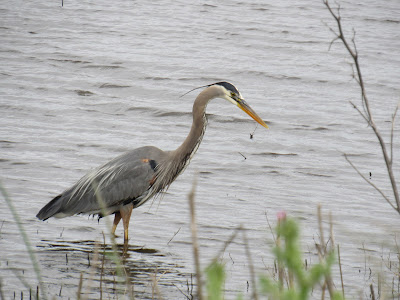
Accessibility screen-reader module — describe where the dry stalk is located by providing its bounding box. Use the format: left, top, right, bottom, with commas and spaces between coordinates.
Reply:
0, 279, 4, 300
321, 281, 326, 300
82, 242, 101, 300
100, 232, 106, 300
188, 175, 203, 300
167, 227, 181, 245
265, 211, 277, 243
77, 272, 83, 300
316, 205, 336, 298
276, 218, 284, 290
337, 244, 345, 298
370, 284, 376, 300
151, 268, 161, 300
329, 212, 335, 250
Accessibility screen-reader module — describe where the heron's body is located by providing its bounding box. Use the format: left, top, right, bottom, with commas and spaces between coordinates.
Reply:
37, 146, 167, 218
37, 82, 268, 244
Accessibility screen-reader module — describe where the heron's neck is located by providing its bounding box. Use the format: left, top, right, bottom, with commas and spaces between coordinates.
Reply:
173, 88, 216, 162
152, 87, 221, 191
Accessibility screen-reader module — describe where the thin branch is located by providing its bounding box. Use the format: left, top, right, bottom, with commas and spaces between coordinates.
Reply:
351, 28, 359, 64
328, 36, 340, 51
337, 244, 345, 298
349, 101, 370, 124
324, 0, 370, 120
324, 0, 400, 212
344, 154, 396, 210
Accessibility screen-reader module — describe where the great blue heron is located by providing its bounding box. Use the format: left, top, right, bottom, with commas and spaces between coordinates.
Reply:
36, 82, 268, 244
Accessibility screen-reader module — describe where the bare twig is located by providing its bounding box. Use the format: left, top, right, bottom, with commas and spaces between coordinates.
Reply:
188, 176, 203, 300
211, 225, 242, 263
323, 0, 400, 213
391, 102, 399, 165
265, 211, 276, 243
167, 227, 181, 245
349, 101, 369, 123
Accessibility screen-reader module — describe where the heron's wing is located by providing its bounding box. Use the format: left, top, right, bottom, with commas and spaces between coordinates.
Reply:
36, 146, 167, 220
66, 158, 155, 213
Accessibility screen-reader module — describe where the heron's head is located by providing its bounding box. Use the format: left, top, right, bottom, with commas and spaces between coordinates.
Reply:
213, 81, 269, 129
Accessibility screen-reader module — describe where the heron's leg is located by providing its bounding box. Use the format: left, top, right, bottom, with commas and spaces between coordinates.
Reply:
112, 212, 122, 236
120, 204, 133, 244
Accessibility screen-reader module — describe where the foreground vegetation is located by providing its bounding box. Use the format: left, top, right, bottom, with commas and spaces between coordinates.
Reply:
1, 179, 347, 300
201, 210, 345, 300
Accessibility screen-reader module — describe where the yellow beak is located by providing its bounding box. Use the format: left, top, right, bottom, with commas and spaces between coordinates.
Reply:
238, 100, 269, 129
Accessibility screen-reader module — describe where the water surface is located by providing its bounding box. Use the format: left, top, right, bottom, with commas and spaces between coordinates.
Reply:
1, 0, 400, 298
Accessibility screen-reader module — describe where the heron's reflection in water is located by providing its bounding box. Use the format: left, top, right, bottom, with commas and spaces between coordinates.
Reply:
37, 240, 190, 299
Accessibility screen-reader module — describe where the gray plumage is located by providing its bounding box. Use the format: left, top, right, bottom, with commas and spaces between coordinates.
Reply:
37, 146, 167, 220
36, 82, 268, 243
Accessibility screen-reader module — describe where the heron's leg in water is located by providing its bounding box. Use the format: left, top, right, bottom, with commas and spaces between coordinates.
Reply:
112, 212, 122, 236
120, 204, 133, 243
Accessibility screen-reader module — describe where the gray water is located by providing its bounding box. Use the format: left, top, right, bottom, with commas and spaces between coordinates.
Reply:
1, 0, 400, 299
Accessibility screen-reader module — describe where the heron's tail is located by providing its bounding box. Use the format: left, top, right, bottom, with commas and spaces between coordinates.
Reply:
36, 195, 63, 220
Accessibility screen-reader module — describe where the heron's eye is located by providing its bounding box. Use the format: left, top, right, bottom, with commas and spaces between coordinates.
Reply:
230, 92, 235, 98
